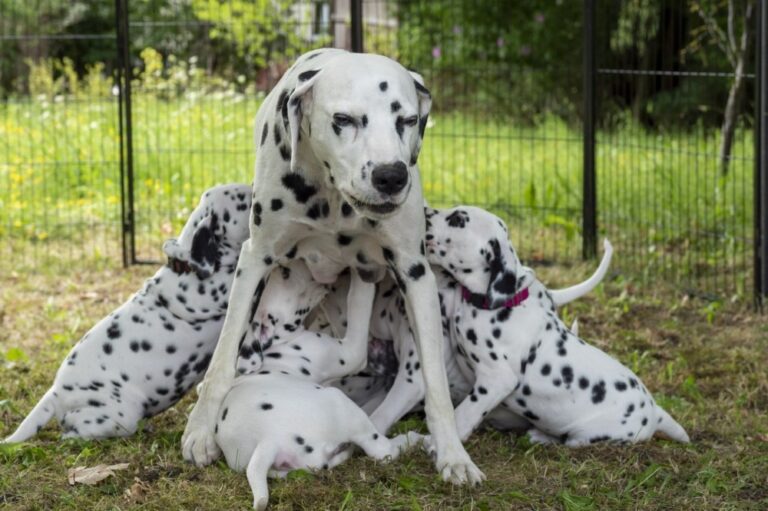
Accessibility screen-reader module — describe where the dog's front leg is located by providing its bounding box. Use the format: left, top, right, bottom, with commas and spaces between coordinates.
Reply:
394, 257, 485, 485
182, 237, 275, 466
453, 373, 519, 442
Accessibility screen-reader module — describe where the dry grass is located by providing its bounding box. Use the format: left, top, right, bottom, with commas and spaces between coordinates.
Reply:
1, 261, 767, 510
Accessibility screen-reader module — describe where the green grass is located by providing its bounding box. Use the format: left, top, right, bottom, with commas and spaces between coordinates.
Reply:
0, 263, 766, 510
0, 93, 756, 298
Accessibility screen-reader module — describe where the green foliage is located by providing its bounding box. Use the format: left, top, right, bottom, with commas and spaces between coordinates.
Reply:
191, 0, 304, 68
396, 1, 583, 122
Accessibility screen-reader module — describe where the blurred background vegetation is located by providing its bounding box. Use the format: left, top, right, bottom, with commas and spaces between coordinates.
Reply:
0, 0, 759, 300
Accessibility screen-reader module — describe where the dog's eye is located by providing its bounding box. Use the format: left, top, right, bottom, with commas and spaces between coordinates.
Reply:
404, 115, 418, 127
333, 114, 356, 127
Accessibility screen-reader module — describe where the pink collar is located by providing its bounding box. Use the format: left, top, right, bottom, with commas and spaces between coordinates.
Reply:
461, 285, 530, 310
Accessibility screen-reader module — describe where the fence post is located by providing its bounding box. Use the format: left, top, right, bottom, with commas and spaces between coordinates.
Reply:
115, 0, 136, 266
350, 0, 363, 53
582, 0, 597, 259
756, 0, 767, 308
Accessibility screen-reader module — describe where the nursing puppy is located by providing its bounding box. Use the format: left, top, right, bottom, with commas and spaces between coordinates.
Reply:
3, 184, 252, 441
425, 206, 690, 445
215, 261, 417, 510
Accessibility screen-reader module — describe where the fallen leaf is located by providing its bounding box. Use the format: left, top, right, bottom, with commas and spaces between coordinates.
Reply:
124, 477, 150, 501
68, 463, 130, 486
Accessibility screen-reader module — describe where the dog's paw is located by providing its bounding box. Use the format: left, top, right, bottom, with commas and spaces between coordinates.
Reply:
253, 495, 269, 511
435, 443, 485, 486
181, 423, 221, 467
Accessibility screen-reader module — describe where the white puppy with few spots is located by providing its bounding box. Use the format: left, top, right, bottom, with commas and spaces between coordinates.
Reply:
3, 184, 252, 442
215, 261, 418, 510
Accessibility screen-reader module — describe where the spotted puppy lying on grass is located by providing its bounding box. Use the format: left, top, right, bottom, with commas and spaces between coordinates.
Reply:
215, 261, 418, 511
425, 206, 690, 445
3, 184, 252, 441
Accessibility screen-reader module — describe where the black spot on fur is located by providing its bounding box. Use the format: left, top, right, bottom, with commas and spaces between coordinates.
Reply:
261, 403, 273, 410
591, 380, 607, 404
391, 101, 401, 112
107, 323, 121, 339
298, 69, 319, 82
271, 198, 283, 211
260, 123, 268, 145
337, 234, 353, 246
379, 81, 388, 91
281, 174, 317, 204
408, 263, 426, 280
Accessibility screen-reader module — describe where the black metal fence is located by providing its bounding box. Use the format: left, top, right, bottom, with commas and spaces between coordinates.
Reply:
0, 0, 765, 305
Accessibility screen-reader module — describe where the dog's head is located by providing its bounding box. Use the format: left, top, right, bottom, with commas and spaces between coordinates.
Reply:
287, 53, 432, 219
162, 184, 252, 278
425, 206, 534, 308
252, 259, 330, 349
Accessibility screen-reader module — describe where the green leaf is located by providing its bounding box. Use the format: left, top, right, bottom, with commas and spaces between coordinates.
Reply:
4, 347, 29, 363
559, 489, 595, 511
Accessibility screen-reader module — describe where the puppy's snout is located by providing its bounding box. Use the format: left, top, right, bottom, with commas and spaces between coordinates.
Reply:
371, 161, 408, 195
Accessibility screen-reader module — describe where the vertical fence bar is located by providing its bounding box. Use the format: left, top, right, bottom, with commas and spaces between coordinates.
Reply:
582, 0, 597, 259
756, 0, 768, 307
115, 0, 136, 266
350, 0, 363, 53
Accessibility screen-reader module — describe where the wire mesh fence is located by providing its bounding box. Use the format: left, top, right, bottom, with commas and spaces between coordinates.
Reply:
0, 0, 764, 303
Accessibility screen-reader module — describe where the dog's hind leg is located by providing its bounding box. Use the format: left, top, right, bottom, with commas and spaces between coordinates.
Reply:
2, 388, 56, 443
60, 403, 142, 439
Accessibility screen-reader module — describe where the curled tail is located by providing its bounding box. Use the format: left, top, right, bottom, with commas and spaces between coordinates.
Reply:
655, 406, 690, 443
2, 388, 56, 443
551, 239, 613, 306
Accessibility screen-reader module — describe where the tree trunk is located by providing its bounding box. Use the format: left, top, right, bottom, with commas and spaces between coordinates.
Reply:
719, 57, 747, 175
719, 2, 754, 176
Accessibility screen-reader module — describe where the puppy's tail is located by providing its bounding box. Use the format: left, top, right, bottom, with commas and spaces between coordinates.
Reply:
654, 406, 690, 443
2, 388, 56, 443
550, 239, 613, 306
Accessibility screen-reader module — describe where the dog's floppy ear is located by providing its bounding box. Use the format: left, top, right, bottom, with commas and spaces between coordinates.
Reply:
408, 70, 432, 166
287, 69, 322, 172
485, 238, 534, 308
162, 202, 221, 278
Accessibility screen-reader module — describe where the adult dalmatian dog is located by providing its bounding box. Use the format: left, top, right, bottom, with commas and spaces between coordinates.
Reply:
217, 261, 419, 510
3, 184, 252, 442
182, 49, 482, 484
424, 206, 690, 445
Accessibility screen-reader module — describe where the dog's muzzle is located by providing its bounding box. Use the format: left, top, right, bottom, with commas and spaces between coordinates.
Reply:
371, 162, 408, 196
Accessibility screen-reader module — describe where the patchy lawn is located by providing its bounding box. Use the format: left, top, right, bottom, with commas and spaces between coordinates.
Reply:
0, 262, 766, 510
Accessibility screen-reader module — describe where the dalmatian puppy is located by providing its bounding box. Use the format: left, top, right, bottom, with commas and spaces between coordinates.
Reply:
183, 49, 481, 484
3, 184, 253, 442
341, 251, 612, 436
215, 261, 418, 510
425, 206, 690, 445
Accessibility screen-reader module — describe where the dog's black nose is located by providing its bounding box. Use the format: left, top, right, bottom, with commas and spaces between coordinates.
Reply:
371, 162, 408, 195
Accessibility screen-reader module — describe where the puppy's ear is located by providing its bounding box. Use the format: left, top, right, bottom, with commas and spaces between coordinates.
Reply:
163, 196, 221, 278
408, 70, 432, 166
287, 69, 322, 172
485, 238, 534, 308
